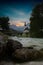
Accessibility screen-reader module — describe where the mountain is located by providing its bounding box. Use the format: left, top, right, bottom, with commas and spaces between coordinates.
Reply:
9, 23, 30, 33
9, 25, 24, 32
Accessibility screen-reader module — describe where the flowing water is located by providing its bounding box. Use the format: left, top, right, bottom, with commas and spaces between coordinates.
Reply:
1, 37, 43, 65
10, 37, 43, 50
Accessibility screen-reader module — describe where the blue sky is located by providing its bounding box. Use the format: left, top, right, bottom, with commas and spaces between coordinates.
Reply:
0, 0, 43, 26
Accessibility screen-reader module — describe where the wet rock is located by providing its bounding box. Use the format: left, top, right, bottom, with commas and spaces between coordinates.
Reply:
29, 45, 41, 50
27, 47, 33, 49
0, 42, 6, 60
7, 39, 22, 49
39, 49, 43, 59
22, 47, 33, 49
12, 47, 39, 61
32, 51, 40, 60
40, 48, 43, 51
12, 48, 29, 61
6, 39, 23, 57
0, 34, 8, 59
0, 61, 16, 65
12, 46, 43, 62
32, 49, 43, 60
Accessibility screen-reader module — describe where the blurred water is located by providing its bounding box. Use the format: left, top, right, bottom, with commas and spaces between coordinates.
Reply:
9, 37, 43, 50
0, 60, 43, 65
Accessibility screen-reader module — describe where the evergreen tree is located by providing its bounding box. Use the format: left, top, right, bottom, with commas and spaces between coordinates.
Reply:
30, 3, 43, 38
0, 17, 9, 30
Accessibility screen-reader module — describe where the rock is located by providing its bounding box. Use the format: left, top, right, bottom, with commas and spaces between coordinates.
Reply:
29, 45, 41, 50
0, 42, 6, 60
21, 47, 33, 49
32, 51, 40, 60
30, 45, 38, 47
12, 47, 39, 61
33, 49, 43, 60
0, 61, 16, 65
0, 34, 8, 59
27, 47, 33, 49
7, 39, 22, 49
12, 48, 29, 61
39, 49, 43, 59
40, 48, 43, 56
40, 48, 43, 51
12, 46, 43, 61
6, 39, 23, 57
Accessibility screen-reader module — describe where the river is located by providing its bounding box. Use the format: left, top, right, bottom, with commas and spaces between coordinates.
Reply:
9, 37, 43, 50
1, 37, 43, 65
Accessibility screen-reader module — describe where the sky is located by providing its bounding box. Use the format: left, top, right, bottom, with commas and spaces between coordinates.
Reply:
0, 0, 43, 26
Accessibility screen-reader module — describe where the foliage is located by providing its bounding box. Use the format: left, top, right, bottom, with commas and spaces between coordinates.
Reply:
30, 3, 43, 38
0, 17, 9, 30
0, 32, 8, 43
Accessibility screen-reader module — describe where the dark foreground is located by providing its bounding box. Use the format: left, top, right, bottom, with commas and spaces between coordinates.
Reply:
0, 35, 43, 65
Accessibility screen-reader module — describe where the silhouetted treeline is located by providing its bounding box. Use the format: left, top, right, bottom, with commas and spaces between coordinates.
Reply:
0, 17, 9, 30
30, 3, 43, 38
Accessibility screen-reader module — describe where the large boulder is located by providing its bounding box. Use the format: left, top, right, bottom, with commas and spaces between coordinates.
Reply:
7, 39, 23, 50
12, 47, 43, 61
6, 39, 23, 57
12, 47, 40, 62
0, 42, 7, 60
40, 48, 43, 51
0, 34, 8, 59
39, 48, 43, 59
12, 48, 29, 61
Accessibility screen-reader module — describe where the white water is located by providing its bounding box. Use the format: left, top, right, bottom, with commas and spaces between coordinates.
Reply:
9, 37, 43, 50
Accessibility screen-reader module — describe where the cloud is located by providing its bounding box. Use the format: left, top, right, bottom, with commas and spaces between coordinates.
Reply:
9, 20, 25, 26
13, 9, 32, 17
18, 12, 25, 16
3, 8, 32, 25
9, 9, 32, 23
15, 21, 24, 26
9, 11, 32, 25
12, 9, 25, 16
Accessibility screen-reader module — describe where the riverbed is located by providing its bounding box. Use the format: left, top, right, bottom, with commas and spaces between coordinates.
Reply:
2, 37, 43, 65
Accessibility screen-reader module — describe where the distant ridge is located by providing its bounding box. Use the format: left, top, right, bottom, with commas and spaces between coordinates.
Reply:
9, 23, 30, 32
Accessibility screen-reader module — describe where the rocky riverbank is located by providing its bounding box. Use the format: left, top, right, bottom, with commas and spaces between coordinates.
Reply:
0, 33, 43, 63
